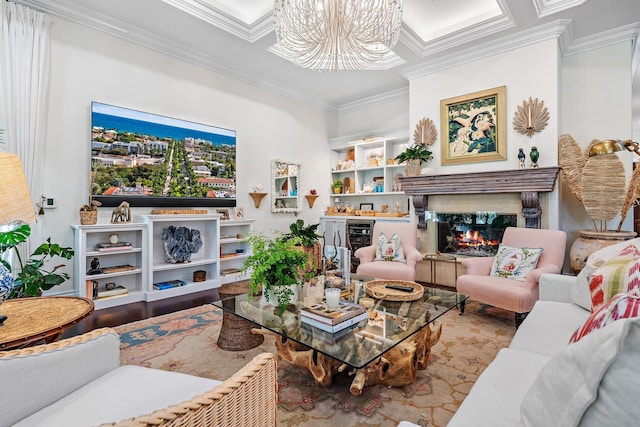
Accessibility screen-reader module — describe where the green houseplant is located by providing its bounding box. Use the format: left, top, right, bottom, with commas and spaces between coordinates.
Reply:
0, 224, 74, 298
395, 143, 434, 176
242, 232, 312, 316
332, 179, 343, 194
283, 219, 322, 274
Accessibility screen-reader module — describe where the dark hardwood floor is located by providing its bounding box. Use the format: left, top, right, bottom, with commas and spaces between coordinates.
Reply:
62, 289, 221, 339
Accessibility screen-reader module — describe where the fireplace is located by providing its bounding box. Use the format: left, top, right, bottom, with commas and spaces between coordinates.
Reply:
435, 212, 517, 257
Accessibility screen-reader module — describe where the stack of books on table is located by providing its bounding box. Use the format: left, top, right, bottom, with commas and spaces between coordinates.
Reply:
153, 279, 187, 290
300, 300, 367, 333
96, 242, 133, 252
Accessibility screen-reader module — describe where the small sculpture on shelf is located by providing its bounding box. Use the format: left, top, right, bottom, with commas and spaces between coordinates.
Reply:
110, 201, 131, 223
161, 226, 203, 263
518, 148, 526, 169
87, 257, 103, 275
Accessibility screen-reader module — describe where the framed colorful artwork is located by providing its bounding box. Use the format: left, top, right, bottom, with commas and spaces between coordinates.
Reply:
440, 86, 506, 165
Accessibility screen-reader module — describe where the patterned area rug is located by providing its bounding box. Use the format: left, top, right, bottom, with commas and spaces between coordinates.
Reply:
114, 300, 515, 427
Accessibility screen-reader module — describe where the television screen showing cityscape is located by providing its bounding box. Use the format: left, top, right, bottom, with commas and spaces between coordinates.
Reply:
90, 101, 236, 208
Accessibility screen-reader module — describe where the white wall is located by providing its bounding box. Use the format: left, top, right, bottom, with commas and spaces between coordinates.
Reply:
560, 41, 634, 245
37, 17, 335, 295
408, 39, 561, 230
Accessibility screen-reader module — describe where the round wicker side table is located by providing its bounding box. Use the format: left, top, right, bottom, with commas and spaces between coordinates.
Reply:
216, 281, 264, 351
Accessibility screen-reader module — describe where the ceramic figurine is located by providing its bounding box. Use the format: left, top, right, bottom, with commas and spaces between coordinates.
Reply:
161, 226, 203, 263
87, 257, 103, 275
529, 146, 540, 168
518, 148, 526, 169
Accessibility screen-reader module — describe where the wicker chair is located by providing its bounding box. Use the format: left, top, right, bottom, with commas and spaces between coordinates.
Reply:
0, 328, 278, 427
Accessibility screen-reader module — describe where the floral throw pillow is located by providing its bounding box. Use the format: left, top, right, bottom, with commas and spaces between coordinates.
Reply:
569, 292, 640, 343
588, 244, 640, 312
374, 232, 405, 263
489, 244, 543, 281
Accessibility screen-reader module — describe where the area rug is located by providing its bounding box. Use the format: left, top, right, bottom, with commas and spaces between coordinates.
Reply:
114, 301, 515, 427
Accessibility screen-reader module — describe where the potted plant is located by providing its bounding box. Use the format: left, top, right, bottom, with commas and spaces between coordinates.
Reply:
395, 143, 433, 176
0, 224, 74, 298
242, 232, 312, 316
79, 154, 102, 224
283, 219, 322, 274
332, 179, 343, 194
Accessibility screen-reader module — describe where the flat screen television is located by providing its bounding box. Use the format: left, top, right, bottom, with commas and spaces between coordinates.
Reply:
90, 101, 236, 208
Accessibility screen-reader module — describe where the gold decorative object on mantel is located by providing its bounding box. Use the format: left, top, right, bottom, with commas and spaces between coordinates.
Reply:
305, 194, 319, 208
513, 97, 549, 137
413, 117, 437, 146
249, 192, 267, 208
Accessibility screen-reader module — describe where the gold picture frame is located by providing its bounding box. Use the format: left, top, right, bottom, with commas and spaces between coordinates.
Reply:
440, 86, 506, 165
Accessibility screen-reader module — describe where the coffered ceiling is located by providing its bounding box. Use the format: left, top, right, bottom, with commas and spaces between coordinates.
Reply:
10, 0, 640, 116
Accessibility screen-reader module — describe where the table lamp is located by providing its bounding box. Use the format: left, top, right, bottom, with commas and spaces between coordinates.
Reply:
588, 139, 640, 157
0, 152, 36, 325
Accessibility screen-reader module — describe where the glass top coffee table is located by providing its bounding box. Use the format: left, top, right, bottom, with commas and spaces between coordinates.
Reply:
213, 277, 466, 395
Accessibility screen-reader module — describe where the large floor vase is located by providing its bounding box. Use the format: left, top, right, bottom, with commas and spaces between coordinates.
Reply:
569, 230, 636, 274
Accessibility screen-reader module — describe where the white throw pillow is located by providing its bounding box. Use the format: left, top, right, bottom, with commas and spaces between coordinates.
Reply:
571, 237, 640, 311
518, 316, 640, 427
490, 244, 543, 282
374, 232, 405, 263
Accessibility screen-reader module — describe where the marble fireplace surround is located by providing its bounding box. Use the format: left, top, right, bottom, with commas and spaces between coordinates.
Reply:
399, 167, 560, 233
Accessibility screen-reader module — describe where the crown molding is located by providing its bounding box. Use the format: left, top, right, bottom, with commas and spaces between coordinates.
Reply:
402, 19, 572, 80
532, 0, 587, 19
401, 0, 516, 58
564, 22, 640, 56
338, 87, 409, 115
161, 0, 273, 43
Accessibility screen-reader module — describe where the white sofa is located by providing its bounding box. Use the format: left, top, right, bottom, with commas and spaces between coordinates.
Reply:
399, 259, 640, 426
0, 328, 278, 427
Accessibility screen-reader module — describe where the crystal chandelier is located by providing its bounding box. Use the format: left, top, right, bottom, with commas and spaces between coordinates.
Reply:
274, 0, 403, 71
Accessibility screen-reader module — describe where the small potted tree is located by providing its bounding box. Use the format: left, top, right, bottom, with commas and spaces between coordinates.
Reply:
242, 232, 312, 316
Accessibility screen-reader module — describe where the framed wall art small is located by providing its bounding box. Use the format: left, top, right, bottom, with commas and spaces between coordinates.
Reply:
440, 86, 506, 165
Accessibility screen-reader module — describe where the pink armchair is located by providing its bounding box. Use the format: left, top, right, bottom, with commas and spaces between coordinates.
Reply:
457, 226, 566, 327
354, 222, 423, 281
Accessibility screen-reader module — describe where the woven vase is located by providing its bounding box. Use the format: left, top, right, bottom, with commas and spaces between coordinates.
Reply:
79, 209, 97, 225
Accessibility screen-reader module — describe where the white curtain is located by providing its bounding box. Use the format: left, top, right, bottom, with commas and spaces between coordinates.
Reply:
0, 1, 50, 260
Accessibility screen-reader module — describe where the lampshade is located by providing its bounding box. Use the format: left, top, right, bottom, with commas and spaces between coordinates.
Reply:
274, 0, 403, 71
588, 139, 640, 157
0, 152, 36, 225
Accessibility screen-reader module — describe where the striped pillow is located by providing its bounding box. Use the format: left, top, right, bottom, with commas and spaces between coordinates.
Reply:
570, 293, 640, 343
588, 244, 640, 312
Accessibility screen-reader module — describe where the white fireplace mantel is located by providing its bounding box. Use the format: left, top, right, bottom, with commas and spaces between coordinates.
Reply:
399, 167, 560, 229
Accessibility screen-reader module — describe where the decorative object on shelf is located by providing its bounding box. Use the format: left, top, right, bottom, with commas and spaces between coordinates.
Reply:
332, 179, 343, 194
413, 117, 438, 146
513, 97, 549, 137
87, 257, 103, 275
529, 146, 540, 168
559, 135, 640, 272
249, 192, 267, 208
274, 0, 402, 71
110, 201, 131, 223
234, 207, 244, 220
105, 282, 117, 290
161, 226, 203, 263
242, 232, 314, 316
0, 265, 15, 325
79, 148, 101, 225
305, 194, 319, 208
150, 209, 208, 215
108, 233, 119, 244
440, 86, 507, 165
216, 208, 230, 220
193, 270, 206, 282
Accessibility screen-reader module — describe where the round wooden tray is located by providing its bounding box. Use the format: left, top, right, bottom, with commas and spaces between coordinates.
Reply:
365, 280, 424, 301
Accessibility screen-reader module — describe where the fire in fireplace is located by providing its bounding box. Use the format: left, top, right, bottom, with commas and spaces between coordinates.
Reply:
435, 212, 517, 257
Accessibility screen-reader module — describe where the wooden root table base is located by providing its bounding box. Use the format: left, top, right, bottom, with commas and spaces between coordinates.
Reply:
217, 281, 264, 351
253, 321, 442, 396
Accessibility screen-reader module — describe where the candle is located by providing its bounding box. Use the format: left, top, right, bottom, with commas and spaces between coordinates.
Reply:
325, 288, 341, 309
